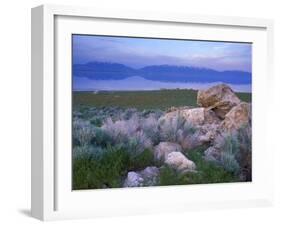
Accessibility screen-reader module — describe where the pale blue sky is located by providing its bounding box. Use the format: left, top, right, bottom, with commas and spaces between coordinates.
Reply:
73, 34, 252, 72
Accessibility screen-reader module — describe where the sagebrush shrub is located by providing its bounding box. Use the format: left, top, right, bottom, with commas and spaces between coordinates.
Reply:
141, 109, 163, 119
158, 112, 197, 147
217, 133, 240, 174
220, 151, 240, 174
121, 108, 138, 120
73, 145, 102, 159
235, 125, 252, 180
90, 116, 103, 127
141, 115, 160, 145
158, 112, 185, 142
236, 125, 251, 154
102, 116, 152, 153
211, 124, 252, 177
127, 131, 152, 154
91, 127, 112, 147
102, 117, 138, 141
73, 118, 95, 146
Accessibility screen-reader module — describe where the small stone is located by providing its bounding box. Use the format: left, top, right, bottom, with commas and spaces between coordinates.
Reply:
123, 167, 160, 187
165, 151, 196, 172
154, 142, 182, 162
123, 172, 144, 187
139, 166, 160, 186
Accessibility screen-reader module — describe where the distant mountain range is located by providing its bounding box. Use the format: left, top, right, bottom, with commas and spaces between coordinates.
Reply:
73, 61, 252, 84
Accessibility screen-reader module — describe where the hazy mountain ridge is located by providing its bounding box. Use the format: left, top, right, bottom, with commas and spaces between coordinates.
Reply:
73, 61, 252, 84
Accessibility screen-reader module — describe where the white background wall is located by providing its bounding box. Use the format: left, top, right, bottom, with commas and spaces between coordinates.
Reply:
0, 0, 280, 225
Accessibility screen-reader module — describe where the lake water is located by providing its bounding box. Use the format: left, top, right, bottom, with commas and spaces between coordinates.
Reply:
73, 76, 251, 93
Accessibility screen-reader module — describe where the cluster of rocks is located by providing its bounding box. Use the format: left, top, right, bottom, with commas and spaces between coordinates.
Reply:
154, 142, 196, 173
197, 84, 251, 163
123, 84, 251, 187
123, 166, 160, 187
123, 142, 196, 188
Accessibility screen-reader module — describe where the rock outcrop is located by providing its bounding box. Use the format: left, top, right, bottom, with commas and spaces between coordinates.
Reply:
177, 130, 201, 150
123, 83, 251, 187
220, 102, 251, 132
159, 107, 220, 126
197, 84, 241, 119
182, 107, 220, 125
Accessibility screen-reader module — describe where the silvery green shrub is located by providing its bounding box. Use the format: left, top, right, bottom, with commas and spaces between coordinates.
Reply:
89, 116, 103, 127
124, 131, 152, 156
101, 115, 152, 153
102, 117, 139, 143
236, 125, 251, 154
121, 108, 138, 120
92, 127, 112, 147
158, 112, 196, 144
158, 112, 185, 142
141, 109, 163, 119
141, 115, 160, 145
220, 151, 240, 174
73, 118, 95, 146
73, 144, 105, 160
235, 125, 252, 180
217, 133, 240, 174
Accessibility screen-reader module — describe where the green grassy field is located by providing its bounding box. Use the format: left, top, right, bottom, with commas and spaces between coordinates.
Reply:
73, 89, 251, 110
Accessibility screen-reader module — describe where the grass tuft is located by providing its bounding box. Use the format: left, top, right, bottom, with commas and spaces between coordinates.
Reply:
73, 146, 155, 189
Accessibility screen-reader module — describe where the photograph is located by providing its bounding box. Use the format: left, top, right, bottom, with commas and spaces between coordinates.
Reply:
72, 34, 252, 190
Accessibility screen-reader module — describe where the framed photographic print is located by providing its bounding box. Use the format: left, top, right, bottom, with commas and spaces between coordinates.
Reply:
31, 4, 274, 221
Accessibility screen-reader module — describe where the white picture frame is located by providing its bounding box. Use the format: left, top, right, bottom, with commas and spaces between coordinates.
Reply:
31, 4, 274, 221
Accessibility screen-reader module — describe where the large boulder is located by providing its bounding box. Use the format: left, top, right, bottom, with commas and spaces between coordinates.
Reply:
166, 106, 191, 113
177, 123, 220, 150
197, 124, 220, 143
123, 167, 160, 187
177, 130, 201, 150
165, 151, 196, 173
220, 102, 251, 132
154, 142, 182, 162
159, 107, 220, 126
181, 107, 220, 125
197, 84, 241, 119
198, 131, 216, 143
158, 108, 220, 151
